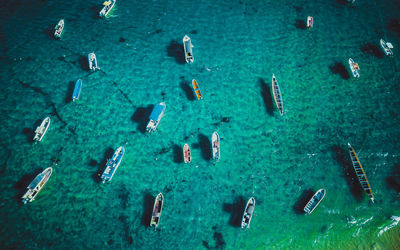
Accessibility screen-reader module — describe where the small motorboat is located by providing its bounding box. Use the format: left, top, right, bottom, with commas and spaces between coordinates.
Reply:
303, 189, 326, 214
241, 197, 255, 229
348, 58, 360, 78
307, 16, 313, 29
183, 35, 194, 63
212, 132, 220, 161
72, 79, 82, 102
272, 74, 284, 116
101, 146, 125, 183
183, 144, 191, 163
146, 102, 166, 133
150, 193, 164, 230
54, 19, 64, 39
380, 39, 394, 56
88, 52, 100, 71
99, 0, 116, 17
192, 79, 203, 100
22, 167, 53, 204
33, 117, 51, 142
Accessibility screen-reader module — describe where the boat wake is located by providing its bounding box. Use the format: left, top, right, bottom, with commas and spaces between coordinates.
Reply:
377, 216, 400, 237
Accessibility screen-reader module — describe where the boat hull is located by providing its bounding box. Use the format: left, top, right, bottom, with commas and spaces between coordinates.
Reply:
54, 19, 64, 39
307, 16, 313, 29
380, 39, 393, 56
99, 0, 116, 17
146, 102, 166, 133
272, 74, 284, 116
304, 189, 326, 214
88, 52, 100, 71
241, 197, 255, 229
72, 79, 82, 101
22, 167, 53, 204
33, 117, 51, 142
348, 58, 360, 78
101, 146, 125, 183
212, 132, 220, 161
183, 144, 191, 163
183, 35, 194, 63
150, 193, 164, 229
192, 79, 203, 100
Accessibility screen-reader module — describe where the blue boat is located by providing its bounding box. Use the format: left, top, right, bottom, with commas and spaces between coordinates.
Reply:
72, 79, 82, 101
101, 146, 125, 183
146, 102, 166, 133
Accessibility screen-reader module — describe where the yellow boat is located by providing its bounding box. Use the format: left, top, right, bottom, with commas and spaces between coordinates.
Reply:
192, 79, 203, 100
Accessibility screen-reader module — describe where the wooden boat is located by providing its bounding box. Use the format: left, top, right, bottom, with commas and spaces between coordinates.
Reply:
347, 143, 374, 203
380, 39, 394, 56
348, 58, 360, 78
183, 143, 191, 163
88, 52, 100, 71
303, 189, 326, 214
271, 74, 284, 116
72, 79, 82, 102
241, 197, 255, 229
212, 132, 220, 161
183, 35, 194, 63
307, 16, 313, 29
192, 79, 203, 100
33, 117, 51, 142
54, 19, 64, 39
150, 193, 164, 230
22, 167, 53, 204
99, 0, 116, 17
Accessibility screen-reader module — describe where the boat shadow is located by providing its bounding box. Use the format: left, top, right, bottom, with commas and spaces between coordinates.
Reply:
329, 62, 350, 80
222, 197, 245, 227
295, 19, 306, 30
360, 43, 384, 58
335, 0, 351, 5
198, 134, 212, 161
131, 105, 154, 134
180, 78, 195, 101
92, 147, 115, 183
293, 189, 314, 214
64, 81, 76, 104
167, 39, 186, 65
141, 193, 155, 227
90, 6, 101, 19
78, 56, 89, 71
173, 144, 183, 163
22, 127, 34, 143
259, 78, 274, 115
13, 169, 42, 201
331, 145, 364, 202
386, 163, 400, 193
43, 26, 55, 40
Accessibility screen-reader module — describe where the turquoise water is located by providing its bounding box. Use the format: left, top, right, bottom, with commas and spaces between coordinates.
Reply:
1, 0, 400, 248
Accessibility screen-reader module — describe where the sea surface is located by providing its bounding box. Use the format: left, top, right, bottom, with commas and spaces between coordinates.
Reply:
1, 0, 400, 249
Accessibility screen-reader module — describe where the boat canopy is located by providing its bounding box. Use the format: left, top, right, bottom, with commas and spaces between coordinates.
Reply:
103, 1, 111, 5
28, 174, 43, 189
149, 105, 164, 121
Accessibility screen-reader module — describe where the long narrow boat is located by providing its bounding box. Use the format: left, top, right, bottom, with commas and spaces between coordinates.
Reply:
88, 52, 100, 71
150, 193, 164, 230
101, 146, 125, 183
146, 102, 166, 133
54, 19, 64, 39
99, 0, 116, 17
183, 35, 194, 63
307, 16, 313, 29
183, 143, 191, 163
33, 117, 51, 142
22, 167, 53, 204
380, 39, 394, 56
303, 189, 326, 214
212, 132, 220, 161
72, 79, 82, 102
192, 79, 203, 100
271, 74, 284, 116
347, 143, 374, 203
241, 197, 255, 229
348, 58, 360, 78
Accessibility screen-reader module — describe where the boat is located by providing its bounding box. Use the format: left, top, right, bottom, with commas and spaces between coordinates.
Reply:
22, 167, 53, 204
303, 189, 326, 214
150, 193, 164, 230
348, 58, 360, 78
192, 79, 203, 100
101, 146, 125, 183
347, 143, 375, 203
212, 132, 220, 161
307, 16, 313, 29
146, 102, 166, 133
99, 0, 116, 17
183, 35, 194, 63
54, 19, 64, 39
33, 117, 51, 142
183, 143, 191, 163
72, 79, 82, 102
88, 52, 100, 71
380, 39, 394, 56
348, 0, 355, 3
241, 197, 255, 229
271, 74, 284, 116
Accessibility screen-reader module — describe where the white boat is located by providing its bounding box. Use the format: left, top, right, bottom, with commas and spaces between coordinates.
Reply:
303, 189, 326, 214
150, 193, 164, 230
101, 146, 125, 183
88, 52, 100, 71
183, 35, 194, 63
99, 0, 116, 17
272, 74, 284, 116
241, 197, 255, 229
33, 117, 51, 142
146, 102, 166, 133
307, 16, 313, 29
380, 39, 394, 56
54, 19, 64, 39
212, 132, 220, 161
348, 58, 360, 78
183, 144, 191, 163
22, 167, 53, 204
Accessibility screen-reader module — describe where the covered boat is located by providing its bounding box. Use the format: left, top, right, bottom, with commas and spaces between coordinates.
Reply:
146, 102, 166, 133
348, 58, 360, 78
33, 117, 51, 142
101, 146, 125, 183
99, 0, 116, 17
303, 189, 326, 214
212, 132, 220, 161
88, 52, 100, 71
307, 16, 313, 29
150, 193, 164, 230
192, 79, 203, 100
241, 197, 255, 229
54, 19, 64, 39
183, 35, 194, 63
347, 143, 374, 203
22, 167, 53, 204
183, 143, 191, 163
72, 79, 82, 102
272, 74, 284, 116
380, 39, 394, 56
